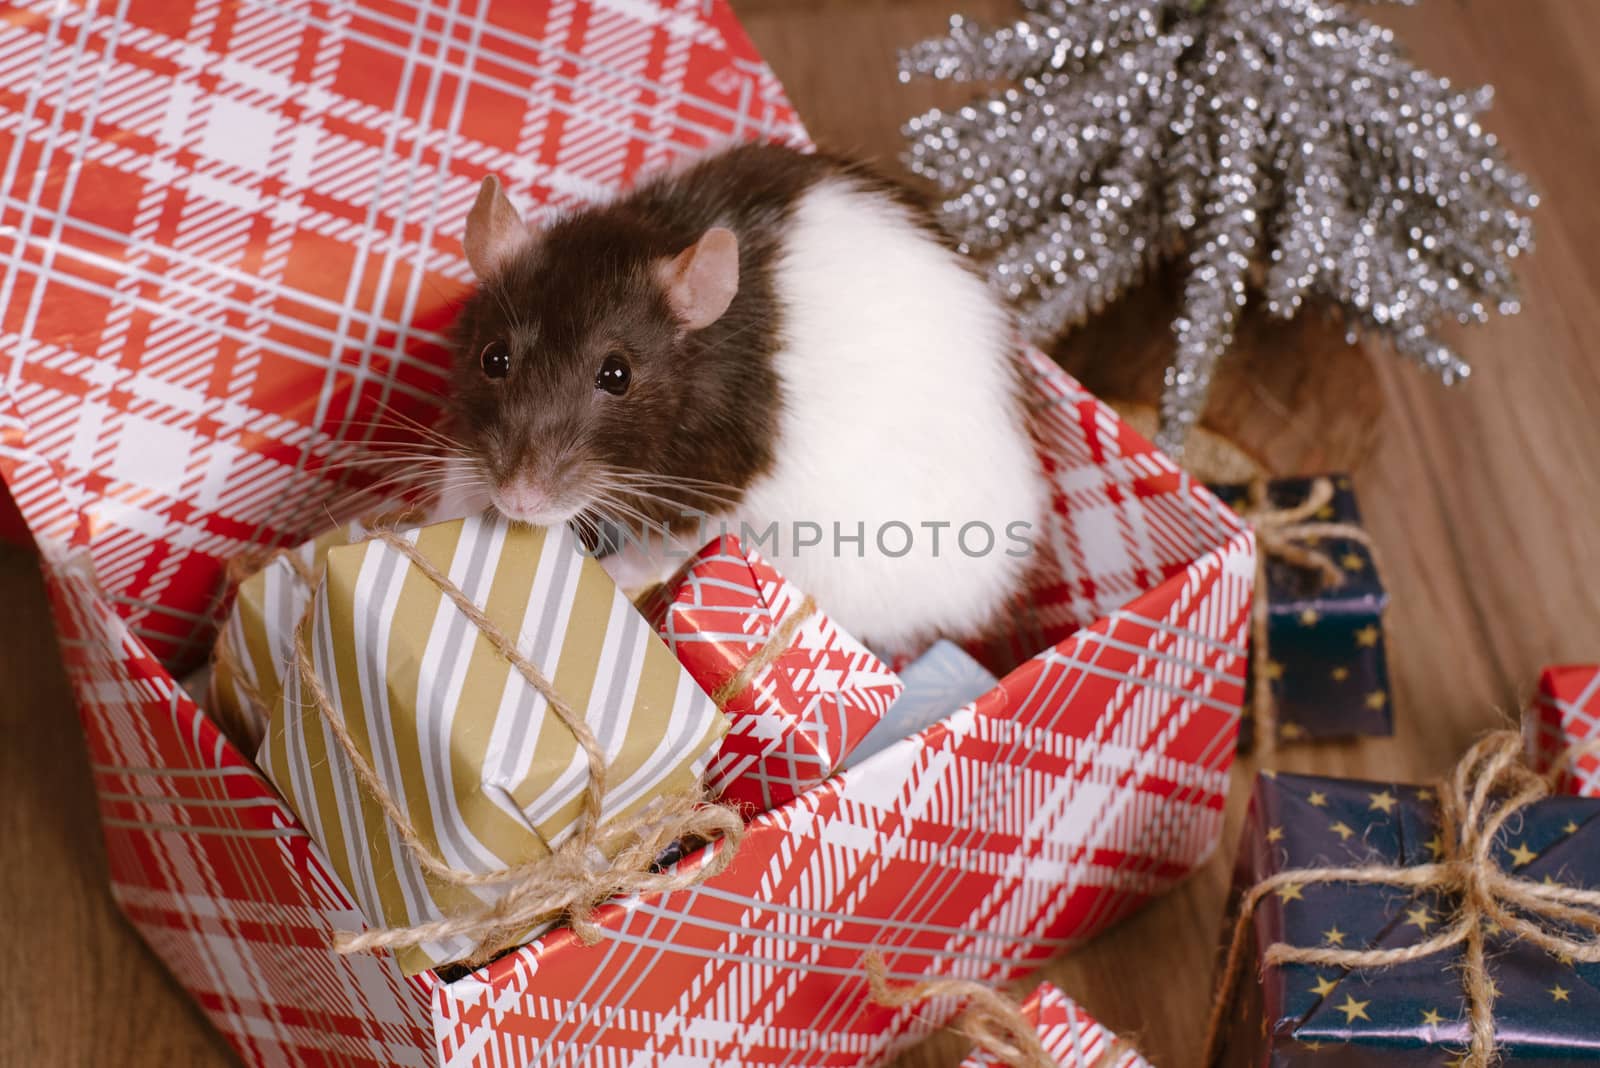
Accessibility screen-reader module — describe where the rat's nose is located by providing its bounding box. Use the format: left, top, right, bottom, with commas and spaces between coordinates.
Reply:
491, 480, 569, 526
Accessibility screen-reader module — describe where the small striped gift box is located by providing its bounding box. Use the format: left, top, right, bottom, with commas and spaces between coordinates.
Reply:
258, 512, 727, 975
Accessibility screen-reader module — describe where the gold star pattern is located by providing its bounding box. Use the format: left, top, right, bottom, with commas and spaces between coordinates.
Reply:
1300, 608, 1320, 626
1336, 477, 1352, 491
1365, 690, 1388, 710
1330, 666, 1350, 681
1308, 791, 1329, 808
1266, 825, 1286, 843
1484, 920, 1503, 937
1404, 906, 1435, 932
1330, 820, 1356, 841
1264, 659, 1285, 681
1416, 788, 1434, 802
1369, 790, 1398, 814
1559, 950, 1575, 966
1336, 995, 1370, 1023
1323, 925, 1347, 946
1565, 820, 1580, 835
1545, 875, 1561, 887
1302, 1041, 1323, 1052
1341, 552, 1366, 571
1508, 842, 1537, 867
1551, 984, 1571, 1003
1424, 834, 1445, 859
1280, 722, 1307, 741
1316, 505, 1336, 520
1420, 1008, 1445, 1028
1355, 625, 1380, 647
1275, 882, 1305, 903
1309, 975, 1339, 998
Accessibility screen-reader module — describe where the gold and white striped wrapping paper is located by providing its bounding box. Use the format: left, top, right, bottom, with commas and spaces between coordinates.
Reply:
210, 522, 368, 752
257, 512, 727, 976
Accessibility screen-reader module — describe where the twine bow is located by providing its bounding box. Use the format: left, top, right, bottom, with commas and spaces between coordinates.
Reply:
1203, 729, 1600, 1067
1236, 476, 1377, 754
292, 529, 745, 967
864, 953, 1139, 1068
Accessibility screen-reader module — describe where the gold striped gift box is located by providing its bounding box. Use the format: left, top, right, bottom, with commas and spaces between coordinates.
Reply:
258, 512, 727, 975
209, 521, 369, 752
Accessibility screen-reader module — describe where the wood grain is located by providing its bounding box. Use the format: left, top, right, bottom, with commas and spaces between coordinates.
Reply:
5, 1, 1599, 1064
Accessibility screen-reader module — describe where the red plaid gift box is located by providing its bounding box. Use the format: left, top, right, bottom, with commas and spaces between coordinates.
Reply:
957, 983, 1149, 1068
0, 1, 1254, 1065
1524, 664, 1600, 795
657, 534, 903, 811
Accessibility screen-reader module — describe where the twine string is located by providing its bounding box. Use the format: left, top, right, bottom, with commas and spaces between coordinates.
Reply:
710, 595, 817, 709
865, 952, 1061, 1068
1236, 477, 1378, 753
371, 529, 612, 831
1202, 729, 1600, 1067
863, 951, 1142, 1066
287, 528, 746, 965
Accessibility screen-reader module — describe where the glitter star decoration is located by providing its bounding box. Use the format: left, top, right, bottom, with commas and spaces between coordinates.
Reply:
900, 0, 1536, 456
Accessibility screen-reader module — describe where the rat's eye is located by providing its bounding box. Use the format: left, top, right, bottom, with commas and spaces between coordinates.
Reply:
596, 352, 631, 396
479, 339, 510, 379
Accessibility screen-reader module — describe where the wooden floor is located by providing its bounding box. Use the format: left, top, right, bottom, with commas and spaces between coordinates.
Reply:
5, 1, 1600, 1065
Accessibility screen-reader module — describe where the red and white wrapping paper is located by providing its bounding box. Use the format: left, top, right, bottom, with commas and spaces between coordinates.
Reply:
1524, 664, 1600, 796
958, 983, 1150, 1068
0, 1, 1254, 1065
656, 534, 903, 811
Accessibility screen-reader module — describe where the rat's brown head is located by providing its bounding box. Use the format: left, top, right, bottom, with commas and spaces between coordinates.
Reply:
447, 175, 750, 532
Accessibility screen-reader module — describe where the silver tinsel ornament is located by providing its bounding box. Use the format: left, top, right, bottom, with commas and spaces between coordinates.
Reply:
901, 0, 1536, 456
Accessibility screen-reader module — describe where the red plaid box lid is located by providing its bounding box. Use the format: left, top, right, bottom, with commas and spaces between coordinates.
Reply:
658, 534, 904, 812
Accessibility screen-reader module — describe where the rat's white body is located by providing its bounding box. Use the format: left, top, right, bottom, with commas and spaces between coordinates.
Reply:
599, 175, 1048, 658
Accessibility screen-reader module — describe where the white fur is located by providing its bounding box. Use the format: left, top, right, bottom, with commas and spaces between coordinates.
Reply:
607, 177, 1048, 658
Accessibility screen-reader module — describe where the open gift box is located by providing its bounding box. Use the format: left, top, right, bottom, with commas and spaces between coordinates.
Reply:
0, 2, 1255, 1065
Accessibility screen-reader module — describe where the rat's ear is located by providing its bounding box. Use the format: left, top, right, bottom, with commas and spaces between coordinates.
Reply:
463, 175, 526, 278
657, 227, 739, 331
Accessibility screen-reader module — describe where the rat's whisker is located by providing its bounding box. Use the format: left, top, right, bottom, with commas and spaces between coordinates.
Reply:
329, 428, 470, 462
366, 398, 467, 448
585, 494, 658, 533
595, 476, 742, 513
601, 483, 737, 515
603, 468, 743, 497
327, 454, 471, 470
587, 493, 654, 526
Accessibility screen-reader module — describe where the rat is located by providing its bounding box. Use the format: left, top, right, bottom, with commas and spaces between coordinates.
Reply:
435, 142, 1048, 660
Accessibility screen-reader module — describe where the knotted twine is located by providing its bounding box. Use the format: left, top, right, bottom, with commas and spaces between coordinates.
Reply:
1236, 476, 1378, 754
1201, 729, 1600, 1067
865, 953, 1140, 1068
290, 528, 758, 967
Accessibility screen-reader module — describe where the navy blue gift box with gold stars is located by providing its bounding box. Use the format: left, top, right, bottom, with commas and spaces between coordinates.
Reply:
1210, 476, 1391, 745
1217, 770, 1600, 1065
